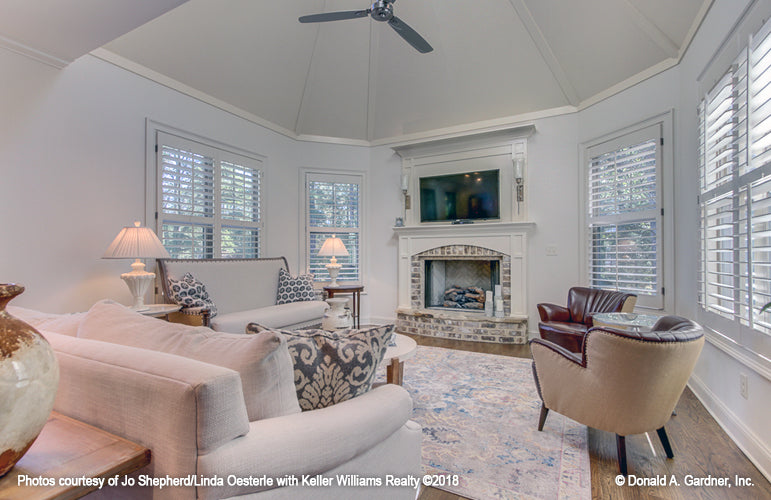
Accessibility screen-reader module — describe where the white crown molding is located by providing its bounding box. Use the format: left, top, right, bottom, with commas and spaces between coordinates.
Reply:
0, 34, 69, 69
373, 107, 573, 147
91, 48, 300, 138
92, 30, 702, 149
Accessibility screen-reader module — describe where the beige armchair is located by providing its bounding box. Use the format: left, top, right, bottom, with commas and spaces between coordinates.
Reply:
530, 316, 704, 475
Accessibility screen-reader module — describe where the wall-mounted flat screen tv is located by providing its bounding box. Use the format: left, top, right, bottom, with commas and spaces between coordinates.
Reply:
419, 169, 500, 222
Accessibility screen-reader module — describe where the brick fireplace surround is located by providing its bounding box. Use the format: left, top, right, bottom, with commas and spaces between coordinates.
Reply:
394, 223, 532, 344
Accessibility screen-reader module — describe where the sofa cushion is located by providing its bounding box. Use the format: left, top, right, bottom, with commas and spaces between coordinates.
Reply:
77, 300, 300, 421
211, 300, 329, 334
246, 323, 394, 411
7, 306, 85, 336
276, 268, 316, 304
167, 272, 218, 317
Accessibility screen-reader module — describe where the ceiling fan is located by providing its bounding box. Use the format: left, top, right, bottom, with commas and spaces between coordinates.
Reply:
299, 0, 433, 54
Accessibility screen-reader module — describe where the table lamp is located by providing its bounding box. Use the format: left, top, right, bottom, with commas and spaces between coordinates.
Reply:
317, 235, 349, 287
103, 221, 170, 311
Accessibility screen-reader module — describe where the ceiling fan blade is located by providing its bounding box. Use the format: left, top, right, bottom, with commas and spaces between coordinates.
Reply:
299, 10, 369, 23
388, 16, 433, 53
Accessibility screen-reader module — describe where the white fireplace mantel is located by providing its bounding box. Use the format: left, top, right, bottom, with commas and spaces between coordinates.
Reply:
393, 221, 535, 237
394, 222, 532, 317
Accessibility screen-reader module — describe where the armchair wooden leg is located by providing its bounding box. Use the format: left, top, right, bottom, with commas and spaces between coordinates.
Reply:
616, 435, 628, 476
657, 427, 674, 459
537, 404, 549, 431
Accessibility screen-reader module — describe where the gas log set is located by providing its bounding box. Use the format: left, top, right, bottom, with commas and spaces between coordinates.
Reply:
442, 286, 486, 309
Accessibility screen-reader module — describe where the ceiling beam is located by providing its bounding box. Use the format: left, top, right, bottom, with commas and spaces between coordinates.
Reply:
294, 0, 326, 135
366, 21, 380, 142
507, 0, 580, 106
620, 0, 679, 58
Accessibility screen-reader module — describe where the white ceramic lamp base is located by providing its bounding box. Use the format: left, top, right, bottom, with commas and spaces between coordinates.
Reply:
121, 260, 154, 312
326, 262, 342, 287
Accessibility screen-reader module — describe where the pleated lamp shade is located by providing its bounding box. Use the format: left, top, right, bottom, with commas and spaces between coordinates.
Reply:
103, 221, 170, 260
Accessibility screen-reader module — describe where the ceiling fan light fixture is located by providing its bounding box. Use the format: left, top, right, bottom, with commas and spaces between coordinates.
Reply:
370, 1, 394, 22
299, 0, 433, 54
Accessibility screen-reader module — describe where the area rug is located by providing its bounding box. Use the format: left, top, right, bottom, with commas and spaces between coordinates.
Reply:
397, 346, 591, 500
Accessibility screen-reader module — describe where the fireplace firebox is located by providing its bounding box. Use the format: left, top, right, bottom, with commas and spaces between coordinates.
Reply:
424, 259, 500, 311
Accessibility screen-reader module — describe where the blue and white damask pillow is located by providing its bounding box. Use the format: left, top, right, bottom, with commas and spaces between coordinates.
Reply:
245, 322, 394, 410
167, 272, 218, 317
276, 268, 316, 304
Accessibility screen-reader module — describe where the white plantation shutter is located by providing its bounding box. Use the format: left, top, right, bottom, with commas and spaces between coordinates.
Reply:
586, 125, 663, 309
698, 17, 771, 358
306, 173, 362, 283
157, 132, 263, 259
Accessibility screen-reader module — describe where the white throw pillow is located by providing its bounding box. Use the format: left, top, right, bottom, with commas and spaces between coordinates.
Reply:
77, 300, 300, 421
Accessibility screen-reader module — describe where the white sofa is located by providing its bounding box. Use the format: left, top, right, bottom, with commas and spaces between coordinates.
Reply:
10, 304, 423, 500
157, 257, 328, 333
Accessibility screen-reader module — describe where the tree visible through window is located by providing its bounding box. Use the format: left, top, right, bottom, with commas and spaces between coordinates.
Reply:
586, 125, 663, 309
157, 132, 263, 259
306, 172, 362, 283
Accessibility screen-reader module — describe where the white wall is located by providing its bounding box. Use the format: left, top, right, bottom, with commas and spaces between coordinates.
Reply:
0, 49, 367, 313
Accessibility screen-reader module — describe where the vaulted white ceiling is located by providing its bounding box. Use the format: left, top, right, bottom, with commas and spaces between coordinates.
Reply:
2, 0, 711, 144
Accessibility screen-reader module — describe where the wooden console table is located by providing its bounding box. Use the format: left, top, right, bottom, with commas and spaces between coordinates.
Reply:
0, 412, 150, 500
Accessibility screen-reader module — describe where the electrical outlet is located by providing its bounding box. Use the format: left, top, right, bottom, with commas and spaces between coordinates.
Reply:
739, 373, 749, 399
546, 244, 558, 256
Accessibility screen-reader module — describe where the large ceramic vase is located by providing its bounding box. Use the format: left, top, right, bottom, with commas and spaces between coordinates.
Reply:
0, 284, 59, 477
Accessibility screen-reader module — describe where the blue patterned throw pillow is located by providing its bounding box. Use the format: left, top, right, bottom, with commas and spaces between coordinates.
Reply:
167, 272, 218, 317
245, 323, 395, 410
276, 268, 316, 304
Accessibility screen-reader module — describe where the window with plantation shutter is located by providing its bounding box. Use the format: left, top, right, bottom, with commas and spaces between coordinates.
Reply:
697, 17, 771, 359
305, 172, 363, 284
585, 124, 663, 309
156, 131, 263, 259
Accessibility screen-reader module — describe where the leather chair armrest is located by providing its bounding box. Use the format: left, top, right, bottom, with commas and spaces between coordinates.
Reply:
529, 338, 583, 366
537, 303, 571, 322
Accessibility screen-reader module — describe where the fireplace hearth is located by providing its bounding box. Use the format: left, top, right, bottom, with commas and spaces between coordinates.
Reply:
394, 236, 529, 344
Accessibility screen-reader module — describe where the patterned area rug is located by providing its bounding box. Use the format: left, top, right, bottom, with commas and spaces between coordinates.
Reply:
398, 346, 591, 500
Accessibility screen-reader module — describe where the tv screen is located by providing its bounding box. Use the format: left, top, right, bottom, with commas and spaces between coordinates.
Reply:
419, 169, 500, 222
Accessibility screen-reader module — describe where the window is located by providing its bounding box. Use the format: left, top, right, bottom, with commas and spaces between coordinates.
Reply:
156, 131, 263, 259
698, 18, 771, 358
585, 124, 663, 309
305, 172, 362, 284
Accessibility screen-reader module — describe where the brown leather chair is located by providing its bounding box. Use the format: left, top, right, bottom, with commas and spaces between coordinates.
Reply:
530, 316, 705, 475
537, 287, 637, 352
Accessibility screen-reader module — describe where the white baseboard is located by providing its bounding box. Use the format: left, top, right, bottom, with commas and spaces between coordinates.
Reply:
366, 316, 396, 326
688, 374, 771, 482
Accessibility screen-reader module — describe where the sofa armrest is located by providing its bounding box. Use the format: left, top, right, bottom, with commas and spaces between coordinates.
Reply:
197, 384, 415, 499
537, 303, 571, 322
46, 331, 250, 481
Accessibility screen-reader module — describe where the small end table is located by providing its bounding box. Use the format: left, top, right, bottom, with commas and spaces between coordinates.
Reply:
382, 333, 417, 385
593, 312, 659, 332
139, 303, 181, 320
0, 412, 150, 499
323, 285, 364, 328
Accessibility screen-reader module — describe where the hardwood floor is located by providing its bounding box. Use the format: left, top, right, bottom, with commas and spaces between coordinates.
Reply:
402, 334, 771, 500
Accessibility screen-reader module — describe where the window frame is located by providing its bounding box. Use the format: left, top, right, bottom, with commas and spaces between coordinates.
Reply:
145, 121, 267, 261
300, 168, 366, 287
696, 16, 771, 361
579, 112, 674, 312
